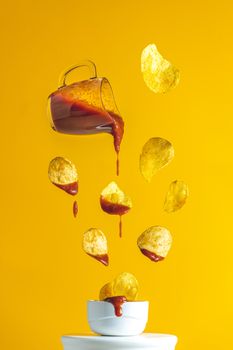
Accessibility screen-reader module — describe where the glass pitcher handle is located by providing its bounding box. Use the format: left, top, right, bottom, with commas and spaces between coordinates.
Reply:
58, 60, 97, 88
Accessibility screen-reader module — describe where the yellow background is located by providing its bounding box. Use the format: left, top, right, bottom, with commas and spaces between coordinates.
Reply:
1, 1, 233, 349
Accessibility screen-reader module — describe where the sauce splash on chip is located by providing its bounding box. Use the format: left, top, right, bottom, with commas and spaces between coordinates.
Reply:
140, 248, 164, 262
54, 182, 78, 196
88, 253, 109, 266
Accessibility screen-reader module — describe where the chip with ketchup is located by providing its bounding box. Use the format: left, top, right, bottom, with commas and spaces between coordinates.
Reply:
83, 228, 109, 266
137, 226, 172, 262
48, 156, 78, 195
100, 182, 132, 237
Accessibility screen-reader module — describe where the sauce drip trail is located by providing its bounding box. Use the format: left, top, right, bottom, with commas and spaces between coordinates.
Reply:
119, 215, 122, 238
116, 152, 119, 176
104, 296, 127, 317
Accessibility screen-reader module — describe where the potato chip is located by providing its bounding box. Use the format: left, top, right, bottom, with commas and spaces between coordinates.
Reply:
164, 180, 189, 213
141, 43, 180, 93
99, 282, 114, 300
137, 226, 172, 262
48, 156, 78, 184
99, 272, 139, 303
112, 272, 139, 301
83, 228, 109, 266
140, 137, 174, 182
100, 182, 132, 237
48, 156, 78, 195
100, 182, 132, 214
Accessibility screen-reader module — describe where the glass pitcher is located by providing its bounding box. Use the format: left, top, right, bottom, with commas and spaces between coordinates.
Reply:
48, 60, 124, 159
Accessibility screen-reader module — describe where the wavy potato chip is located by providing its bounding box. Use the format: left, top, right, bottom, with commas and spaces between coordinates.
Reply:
99, 282, 114, 300
112, 272, 139, 301
164, 180, 189, 213
100, 182, 132, 214
141, 43, 180, 93
99, 272, 138, 301
140, 137, 174, 182
48, 157, 78, 195
83, 228, 109, 266
137, 226, 172, 262
48, 156, 78, 184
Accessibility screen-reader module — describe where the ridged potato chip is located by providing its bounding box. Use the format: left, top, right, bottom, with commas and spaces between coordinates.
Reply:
112, 272, 139, 301
137, 226, 172, 262
48, 156, 78, 184
141, 43, 180, 93
100, 182, 132, 214
48, 156, 78, 195
99, 282, 114, 300
164, 180, 189, 213
140, 137, 174, 182
83, 228, 109, 266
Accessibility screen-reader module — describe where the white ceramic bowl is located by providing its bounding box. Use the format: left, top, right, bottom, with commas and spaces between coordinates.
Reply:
87, 300, 149, 336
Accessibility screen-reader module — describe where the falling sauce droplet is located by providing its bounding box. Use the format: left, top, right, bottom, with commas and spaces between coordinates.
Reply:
73, 200, 78, 217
